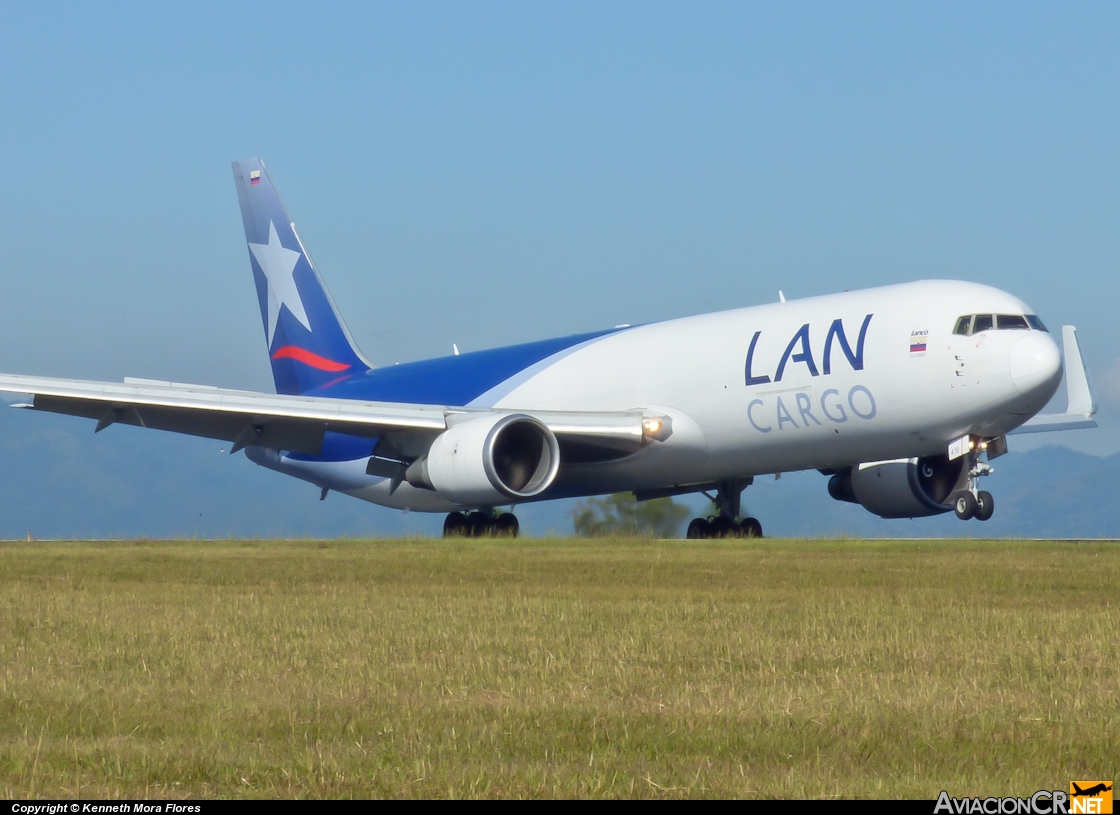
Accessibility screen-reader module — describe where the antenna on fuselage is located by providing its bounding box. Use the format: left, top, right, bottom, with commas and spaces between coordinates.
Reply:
778, 290, 786, 303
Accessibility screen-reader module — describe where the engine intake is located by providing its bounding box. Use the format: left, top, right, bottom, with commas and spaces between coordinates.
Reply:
407, 413, 560, 507
828, 455, 965, 519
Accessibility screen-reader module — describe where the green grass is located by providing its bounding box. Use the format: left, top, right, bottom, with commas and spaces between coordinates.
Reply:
0, 538, 1116, 798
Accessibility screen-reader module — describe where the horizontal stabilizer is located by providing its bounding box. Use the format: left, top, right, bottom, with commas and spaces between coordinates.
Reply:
1011, 325, 1097, 435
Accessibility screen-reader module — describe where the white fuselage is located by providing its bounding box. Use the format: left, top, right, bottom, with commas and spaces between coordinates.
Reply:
265, 280, 1063, 511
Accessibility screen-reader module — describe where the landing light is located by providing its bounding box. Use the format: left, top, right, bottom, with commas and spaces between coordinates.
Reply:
642, 416, 672, 442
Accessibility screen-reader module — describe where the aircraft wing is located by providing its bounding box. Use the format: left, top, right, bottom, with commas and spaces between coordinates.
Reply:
0, 373, 649, 456
1011, 325, 1098, 434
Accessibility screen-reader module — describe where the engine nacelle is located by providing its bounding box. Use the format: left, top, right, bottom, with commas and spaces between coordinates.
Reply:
828, 455, 965, 519
408, 413, 560, 507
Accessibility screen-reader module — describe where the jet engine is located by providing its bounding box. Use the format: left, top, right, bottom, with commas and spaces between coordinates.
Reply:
827, 455, 965, 519
406, 413, 560, 507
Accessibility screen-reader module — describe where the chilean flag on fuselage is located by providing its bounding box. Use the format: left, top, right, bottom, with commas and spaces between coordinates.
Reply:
233, 159, 371, 395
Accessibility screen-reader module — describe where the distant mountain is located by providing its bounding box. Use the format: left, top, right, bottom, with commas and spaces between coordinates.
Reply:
0, 406, 1114, 539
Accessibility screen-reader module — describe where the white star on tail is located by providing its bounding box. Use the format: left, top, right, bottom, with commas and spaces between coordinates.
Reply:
248, 221, 311, 346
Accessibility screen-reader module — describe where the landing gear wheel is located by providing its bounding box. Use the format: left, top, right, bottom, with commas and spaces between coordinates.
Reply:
975, 491, 994, 521
954, 492, 978, 520
468, 513, 491, 537
443, 511, 469, 537
494, 513, 520, 538
709, 516, 735, 538
686, 518, 711, 539
739, 517, 763, 538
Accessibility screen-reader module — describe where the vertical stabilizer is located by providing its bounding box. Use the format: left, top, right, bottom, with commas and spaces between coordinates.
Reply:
232, 158, 371, 395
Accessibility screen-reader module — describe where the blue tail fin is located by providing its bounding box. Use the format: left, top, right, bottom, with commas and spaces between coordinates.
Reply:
232, 158, 371, 395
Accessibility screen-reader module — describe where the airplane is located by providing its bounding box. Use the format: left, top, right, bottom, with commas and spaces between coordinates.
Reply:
0, 158, 1099, 538
1072, 783, 1112, 798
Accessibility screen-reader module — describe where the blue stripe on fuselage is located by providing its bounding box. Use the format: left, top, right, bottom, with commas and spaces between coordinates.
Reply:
285, 328, 622, 463
305, 328, 620, 406
286, 431, 378, 463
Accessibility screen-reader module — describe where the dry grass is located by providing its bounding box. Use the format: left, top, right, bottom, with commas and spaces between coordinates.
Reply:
0, 538, 1116, 798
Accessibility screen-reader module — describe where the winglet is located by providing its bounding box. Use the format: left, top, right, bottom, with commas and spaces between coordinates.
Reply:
1010, 325, 1098, 434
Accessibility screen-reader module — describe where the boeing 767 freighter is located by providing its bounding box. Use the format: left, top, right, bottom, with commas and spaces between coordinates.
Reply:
0, 159, 1098, 537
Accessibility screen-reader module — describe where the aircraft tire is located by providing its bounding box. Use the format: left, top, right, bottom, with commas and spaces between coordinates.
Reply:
467, 512, 491, 537
954, 492, 978, 520
495, 513, 520, 538
975, 491, 994, 521
739, 517, 763, 538
709, 516, 735, 538
686, 518, 710, 539
443, 511, 469, 537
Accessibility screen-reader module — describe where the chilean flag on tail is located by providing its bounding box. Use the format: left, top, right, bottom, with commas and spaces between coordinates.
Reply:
232, 158, 371, 395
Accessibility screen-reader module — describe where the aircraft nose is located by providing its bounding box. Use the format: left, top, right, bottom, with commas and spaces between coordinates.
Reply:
1009, 332, 1062, 396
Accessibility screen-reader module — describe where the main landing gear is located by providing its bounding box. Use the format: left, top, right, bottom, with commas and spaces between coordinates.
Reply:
952, 447, 995, 521
686, 478, 764, 539
687, 515, 763, 539
953, 490, 994, 521
443, 510, 520, 538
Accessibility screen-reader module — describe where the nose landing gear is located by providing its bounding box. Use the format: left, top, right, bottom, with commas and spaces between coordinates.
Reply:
954, 489, 994, 521
443, 510, 520, 538
952, 448, 996, 521
685, 478, 764, 539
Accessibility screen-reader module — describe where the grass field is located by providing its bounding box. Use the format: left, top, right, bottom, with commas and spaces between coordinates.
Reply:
0, 538, 1116, 799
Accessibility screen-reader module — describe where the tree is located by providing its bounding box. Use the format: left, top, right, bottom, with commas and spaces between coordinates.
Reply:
571, 493, 691, 538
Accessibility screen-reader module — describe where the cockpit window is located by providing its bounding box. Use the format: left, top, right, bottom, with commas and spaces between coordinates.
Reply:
952, 312, 1047, 336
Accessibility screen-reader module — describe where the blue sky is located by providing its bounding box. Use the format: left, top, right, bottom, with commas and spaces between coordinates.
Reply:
1, 2, 1117, 453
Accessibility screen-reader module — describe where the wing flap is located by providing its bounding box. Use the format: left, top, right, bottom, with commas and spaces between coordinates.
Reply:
31, 394, 330, 455
0, 374, 651, 458
1, 373, 447, 455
